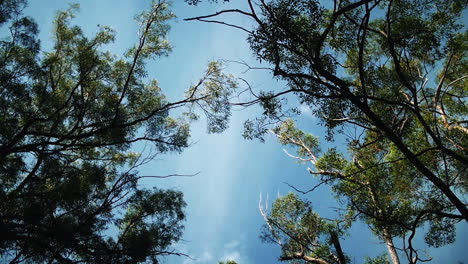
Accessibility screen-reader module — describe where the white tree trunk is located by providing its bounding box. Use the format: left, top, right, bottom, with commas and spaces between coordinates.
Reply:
382, 228, 400, 264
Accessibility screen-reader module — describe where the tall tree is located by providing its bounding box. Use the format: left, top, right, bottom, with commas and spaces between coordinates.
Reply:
0, 0, 236, 263
271, 119, 460, 263
186, 0, 466, 263
187, 0, 468, 221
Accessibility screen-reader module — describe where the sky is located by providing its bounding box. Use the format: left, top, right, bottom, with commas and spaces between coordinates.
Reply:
24, 1, 467, 264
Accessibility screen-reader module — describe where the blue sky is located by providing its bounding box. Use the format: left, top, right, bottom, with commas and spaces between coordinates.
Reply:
25, 1, 467, 263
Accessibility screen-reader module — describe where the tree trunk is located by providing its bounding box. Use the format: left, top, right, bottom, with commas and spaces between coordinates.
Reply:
330, 231, 347, 264
382, 227, 400, 264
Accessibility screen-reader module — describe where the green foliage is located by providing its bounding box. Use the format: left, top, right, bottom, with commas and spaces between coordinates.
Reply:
261, 193, 348, 264
218, 261, 239, 264
0, 1, 236, 263
189, 0, 467, 263
236, 0, 468, 218
272, 119, 320, 162
424, 218, 457, 248
364, 254, 391, 264
273, 118, 458, 262
184, 61, 238, 133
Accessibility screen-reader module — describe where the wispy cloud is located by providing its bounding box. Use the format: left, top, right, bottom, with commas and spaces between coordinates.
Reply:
181, 239, 248, 264
220, 250, 241, 263
224, 240, 240, 250
219, 239, 245, 263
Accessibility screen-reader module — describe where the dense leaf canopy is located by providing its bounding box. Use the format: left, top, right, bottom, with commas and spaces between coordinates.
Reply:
187, 0, 467, 263
0, 0, 236, 263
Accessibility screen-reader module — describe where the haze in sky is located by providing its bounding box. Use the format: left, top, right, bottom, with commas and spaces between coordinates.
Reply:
25, 1, 467, 263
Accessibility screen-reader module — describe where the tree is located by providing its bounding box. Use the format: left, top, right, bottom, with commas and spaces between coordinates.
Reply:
187, 0, 468, 221
271, 119, 460, 263
259, 192, 349, 264
186, 0, 467, 262
0, 0, 236, 263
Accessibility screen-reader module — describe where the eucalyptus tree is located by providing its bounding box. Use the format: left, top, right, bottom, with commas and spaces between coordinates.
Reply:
0, 0, 236, 263
185, 0, 467, 263
259, 192, 349, 264
271, 119, 461, 263
187, 0, 468, 221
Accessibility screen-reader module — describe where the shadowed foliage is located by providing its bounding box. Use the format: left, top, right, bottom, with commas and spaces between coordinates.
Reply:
0, 0, 236, 263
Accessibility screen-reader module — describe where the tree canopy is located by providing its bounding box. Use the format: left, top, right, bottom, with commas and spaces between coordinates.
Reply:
187, 0, 467, 263
188, 0, 467, 218
1, 0, 467, 263
260, 192, 349, 264
0, 0, 236, 263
